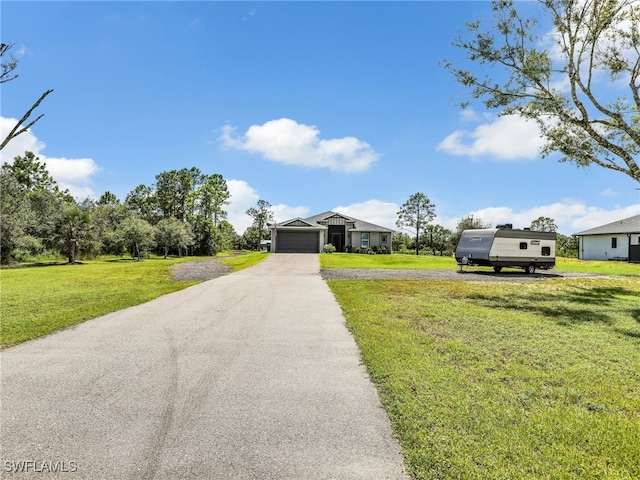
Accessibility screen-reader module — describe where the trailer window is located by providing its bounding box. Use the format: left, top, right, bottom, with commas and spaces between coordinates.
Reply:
542, 246, 551, 256
519, 242, 528, 250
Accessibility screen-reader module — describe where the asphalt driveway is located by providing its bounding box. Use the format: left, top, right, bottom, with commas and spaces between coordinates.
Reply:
0, 254, 407, 479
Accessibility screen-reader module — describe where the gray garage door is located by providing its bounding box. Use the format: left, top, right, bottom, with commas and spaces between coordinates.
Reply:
276, 231, 319, 253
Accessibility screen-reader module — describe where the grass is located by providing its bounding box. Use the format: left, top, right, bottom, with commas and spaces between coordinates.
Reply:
320, 253, 457, 269
221, 251, 271, 271
554, 257, 640, 276
320, 253, 640, 276
327, 277, 640, 479
0, 252, 268, 349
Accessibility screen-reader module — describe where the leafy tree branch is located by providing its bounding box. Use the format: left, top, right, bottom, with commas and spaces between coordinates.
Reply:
444, 0, 640, 182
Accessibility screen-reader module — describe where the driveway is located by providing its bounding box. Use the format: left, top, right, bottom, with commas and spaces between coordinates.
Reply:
0, 254, 407, 479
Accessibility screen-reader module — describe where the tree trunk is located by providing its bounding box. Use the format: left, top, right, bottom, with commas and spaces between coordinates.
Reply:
67, 241, 75, 264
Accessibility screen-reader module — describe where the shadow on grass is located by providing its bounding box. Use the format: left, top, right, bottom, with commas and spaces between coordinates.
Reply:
2, 261, 83, 269
468, 285, 638, 328
615, 309, 640, 340
459, 270, 563, 279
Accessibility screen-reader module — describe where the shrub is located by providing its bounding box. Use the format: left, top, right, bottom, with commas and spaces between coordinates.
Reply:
323, 243, 337, 253
344, 244, 353, 253
398, 244, 410, 255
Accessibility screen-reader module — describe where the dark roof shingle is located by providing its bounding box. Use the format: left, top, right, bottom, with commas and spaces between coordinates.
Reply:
574, 214, 640, 236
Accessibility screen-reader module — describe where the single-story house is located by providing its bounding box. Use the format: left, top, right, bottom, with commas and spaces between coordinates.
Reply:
270, 211, 394, 253
574, 214, 640, 262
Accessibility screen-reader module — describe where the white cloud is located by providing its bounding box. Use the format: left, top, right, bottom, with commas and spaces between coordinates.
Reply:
242, 8, 257, 21
334, 199, 399, 230
0, 116, 100, 198
437, 113, 544, 160
272, 204, 309, 223
262, 195, 638, 239
463, 200, 638, 235
226, 179, 260, 234
600, 188, 619, 197
220, 118, 379, 173
225, 179, 309, 234
44, 157, 101, 194
0, 118, 45, 162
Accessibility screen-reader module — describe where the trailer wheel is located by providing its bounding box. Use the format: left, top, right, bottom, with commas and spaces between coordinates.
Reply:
525, 263, 536, 274
493, 266, 502, 273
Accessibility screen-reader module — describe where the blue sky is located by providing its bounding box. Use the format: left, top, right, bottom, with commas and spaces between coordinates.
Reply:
2, 1, 639, 236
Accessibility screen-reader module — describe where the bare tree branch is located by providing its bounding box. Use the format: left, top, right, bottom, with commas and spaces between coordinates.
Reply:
0, 89, 53, 151
1, 42, 54, 152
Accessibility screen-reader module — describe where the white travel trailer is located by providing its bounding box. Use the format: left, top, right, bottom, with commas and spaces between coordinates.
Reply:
455, 225, 556, 273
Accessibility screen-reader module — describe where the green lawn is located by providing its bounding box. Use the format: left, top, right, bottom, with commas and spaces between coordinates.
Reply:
320, 253, 640, 276
0, 252, 268, 348
3, 249, 639, 478
554, 257, 640, 276
320, 253, 457, 269
328, 277, 640, 479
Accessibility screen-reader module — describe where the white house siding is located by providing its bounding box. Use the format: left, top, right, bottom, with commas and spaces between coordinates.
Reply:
579, 234, 629, 261
352, 232, 362, 249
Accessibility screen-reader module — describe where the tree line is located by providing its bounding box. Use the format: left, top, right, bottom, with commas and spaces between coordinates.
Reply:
394, 192, 578, 257
0, 152, 274, 265
0, 153, 579, 266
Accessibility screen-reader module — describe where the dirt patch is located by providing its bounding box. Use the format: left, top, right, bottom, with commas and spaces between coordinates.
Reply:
169, 258, 232, 282
320, 268, 603, 281
170, 258, 604, 283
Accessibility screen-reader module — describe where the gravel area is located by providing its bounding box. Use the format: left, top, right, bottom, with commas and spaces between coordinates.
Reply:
169, 258, 232, 282
169, 257, 605, 283
320, 268, 604, 281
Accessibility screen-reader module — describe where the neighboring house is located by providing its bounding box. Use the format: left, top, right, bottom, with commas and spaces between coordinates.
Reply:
260, 239, 272, 252
574, 214, 640, 262
270, 211, 394, 253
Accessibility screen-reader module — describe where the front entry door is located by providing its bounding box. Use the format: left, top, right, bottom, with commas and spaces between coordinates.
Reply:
330, 233, 344, 252
328, 225, 346, 252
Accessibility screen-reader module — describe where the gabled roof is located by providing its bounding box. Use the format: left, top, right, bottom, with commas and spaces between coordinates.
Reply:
306, 211, 355, 223
274, 211, 394, 232
349, 218, 394, 232
574, 214, 640, 236
279, 217, 319, 228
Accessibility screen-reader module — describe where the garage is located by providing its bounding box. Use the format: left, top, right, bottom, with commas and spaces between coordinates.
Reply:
275, 231, 320, 253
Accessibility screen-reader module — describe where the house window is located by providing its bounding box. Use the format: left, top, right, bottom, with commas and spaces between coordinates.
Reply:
519, 242, 528, 250
611, 237, 617, 248
542, 246, 551, 256
361, 232, 370, 249
381, 234, 387, 244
